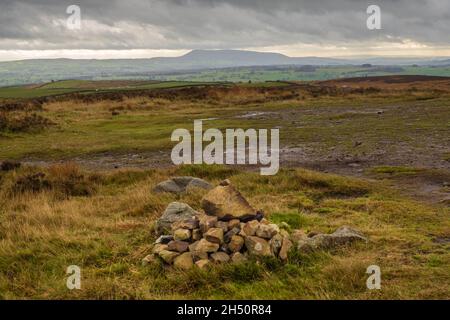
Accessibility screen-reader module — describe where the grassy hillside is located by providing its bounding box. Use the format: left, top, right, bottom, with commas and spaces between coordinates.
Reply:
0, 76, 448, 299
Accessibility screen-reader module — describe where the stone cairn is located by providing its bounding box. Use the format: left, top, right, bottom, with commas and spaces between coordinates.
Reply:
143, 178, 367, 270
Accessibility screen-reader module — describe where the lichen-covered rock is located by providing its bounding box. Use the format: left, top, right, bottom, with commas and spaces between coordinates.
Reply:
228, 235, 244, 253
159, 250, 180, 264
201, 180, 257, 220
174, 228, 191, 241
210, 252, 230, 263
156, 202, 198, 235
173, 252, 194, 270
297, 226, 367, 252
244, 236, 272, 256
204, 227, 224, 244
153, 176, 212, 194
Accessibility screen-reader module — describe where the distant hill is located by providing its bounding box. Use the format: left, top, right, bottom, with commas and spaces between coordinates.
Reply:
0, 49, 450, 87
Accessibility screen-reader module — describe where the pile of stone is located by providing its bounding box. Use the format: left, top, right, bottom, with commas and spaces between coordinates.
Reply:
143, 178, 367, 270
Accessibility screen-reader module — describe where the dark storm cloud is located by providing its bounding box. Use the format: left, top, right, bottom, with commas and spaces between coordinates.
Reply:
0, 0, 448, 50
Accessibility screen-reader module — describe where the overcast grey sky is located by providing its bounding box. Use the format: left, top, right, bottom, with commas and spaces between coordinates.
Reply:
0, 0, 449, 60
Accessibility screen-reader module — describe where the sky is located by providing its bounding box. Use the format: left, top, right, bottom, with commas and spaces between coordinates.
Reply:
0, 0, 449, 61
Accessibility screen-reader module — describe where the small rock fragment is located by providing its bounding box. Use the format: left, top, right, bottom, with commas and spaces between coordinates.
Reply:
155, 235, 173, 244
224, 227, 240, 243
204, 227, 224, 244
215, 221, 229, 233
269, 234, 283, 256
142, 254, 158, 266
242, 220, 259, 236
193, 238, 220, 254
279, 237, 293, 261
256, 223, 279, 239
228, 235, 245, 253
199, 214, 218, 233
230, 252, 248, 264
152, 244, 168, 255
195, 259, 211, 269
244, 236, 272, 256
159, 250, 180, 264
171, 218, 199, 231
167, 240, 190, 253
192, 228, 202, 241
173, 252, 194, 270
228, 219, 241, 230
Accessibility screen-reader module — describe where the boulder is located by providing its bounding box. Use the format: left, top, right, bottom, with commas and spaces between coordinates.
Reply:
297, 226, 367, 252
199, 214, 218, 233
174, 228, 191, 241
173, 252, 194, 270
201, 180, 257, 220
159, 250, 180, 264
244, 236, 272, 257
195, 259, 211, 269
167, 240, 190, 253
228, 235, 244, 253
153, 176, 212, 194
204, 227, 224, 244
156, 202, 198, 235
210, 252, 230, 263
279, 237, 293, 261
256, 223, 279, 239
